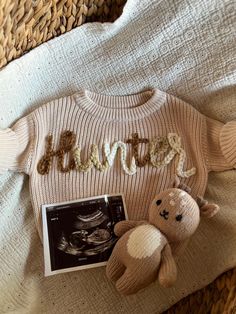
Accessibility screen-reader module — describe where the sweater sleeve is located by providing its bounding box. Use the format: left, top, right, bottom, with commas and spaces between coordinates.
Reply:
0, 113, 35, 175
202, 116, 236, 172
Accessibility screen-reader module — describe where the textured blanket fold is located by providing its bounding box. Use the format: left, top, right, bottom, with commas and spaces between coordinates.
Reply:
0, 0, 235, 313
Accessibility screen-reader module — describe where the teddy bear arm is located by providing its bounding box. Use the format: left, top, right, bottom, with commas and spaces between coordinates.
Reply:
158, 243, 177, 288
114, 220, 148, 237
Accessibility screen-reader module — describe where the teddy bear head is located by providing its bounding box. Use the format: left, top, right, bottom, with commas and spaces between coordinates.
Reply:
148, 177, 219, 243
148, 187, 200, 242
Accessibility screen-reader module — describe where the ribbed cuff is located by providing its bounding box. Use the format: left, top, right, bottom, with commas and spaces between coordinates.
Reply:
0, 128, 19, 174
202, 117, 232, 172
220, 121, 236, 169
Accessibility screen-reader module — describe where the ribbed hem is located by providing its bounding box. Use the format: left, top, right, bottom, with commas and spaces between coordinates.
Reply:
0, 128, 19, 174
73, 88, 166, 122
220, 121, 236, 168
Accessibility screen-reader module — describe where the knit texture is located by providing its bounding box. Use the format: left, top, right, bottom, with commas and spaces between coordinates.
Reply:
0, 0, 236, 313
106, 183, 209, 295
1, 88, 234, 241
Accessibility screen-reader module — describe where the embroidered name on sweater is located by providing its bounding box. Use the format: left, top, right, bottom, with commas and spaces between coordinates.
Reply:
37, 131, 196, 177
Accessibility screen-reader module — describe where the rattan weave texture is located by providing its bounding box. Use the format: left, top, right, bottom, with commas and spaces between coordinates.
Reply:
166, 268, 236, 314
0, 0, 126, 68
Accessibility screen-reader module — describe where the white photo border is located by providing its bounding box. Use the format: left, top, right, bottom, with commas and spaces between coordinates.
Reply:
42, 193, 128, 276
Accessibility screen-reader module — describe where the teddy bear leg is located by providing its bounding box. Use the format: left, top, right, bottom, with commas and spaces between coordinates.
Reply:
106, 254, 126, 282
115, 268, 150, 295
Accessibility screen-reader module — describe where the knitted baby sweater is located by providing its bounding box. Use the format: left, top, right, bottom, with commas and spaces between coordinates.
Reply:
1, 88, 235, 240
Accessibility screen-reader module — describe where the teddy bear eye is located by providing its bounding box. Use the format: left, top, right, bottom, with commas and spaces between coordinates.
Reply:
176, 214, 183, 222
156, 199, 162, 206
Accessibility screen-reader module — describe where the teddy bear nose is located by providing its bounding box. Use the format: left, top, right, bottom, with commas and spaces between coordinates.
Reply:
159, 209, 169, 220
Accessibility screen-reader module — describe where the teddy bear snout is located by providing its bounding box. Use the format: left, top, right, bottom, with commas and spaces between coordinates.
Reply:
159, 209, 169, 220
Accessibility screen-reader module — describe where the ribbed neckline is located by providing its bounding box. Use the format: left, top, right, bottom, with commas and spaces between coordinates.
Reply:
73, 88, 166, 122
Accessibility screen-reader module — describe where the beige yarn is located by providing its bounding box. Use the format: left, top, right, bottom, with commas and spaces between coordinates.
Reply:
106, 180, 219, 295
0, 87, 235, 243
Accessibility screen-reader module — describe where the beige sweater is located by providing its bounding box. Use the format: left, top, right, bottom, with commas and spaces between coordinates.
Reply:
0, 88, 235, 240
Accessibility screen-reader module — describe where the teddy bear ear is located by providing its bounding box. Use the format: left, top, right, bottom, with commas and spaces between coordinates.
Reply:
196, 196, 219, 218
200, 203, 220, 218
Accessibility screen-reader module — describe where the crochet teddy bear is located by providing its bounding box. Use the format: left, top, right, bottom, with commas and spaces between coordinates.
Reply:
106, 177, 219, 295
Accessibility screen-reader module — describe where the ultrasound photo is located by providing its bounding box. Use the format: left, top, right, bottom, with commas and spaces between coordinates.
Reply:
42, 194, 127, 276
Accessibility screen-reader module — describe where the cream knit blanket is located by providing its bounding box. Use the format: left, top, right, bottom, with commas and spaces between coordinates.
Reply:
0, 0, 235, 313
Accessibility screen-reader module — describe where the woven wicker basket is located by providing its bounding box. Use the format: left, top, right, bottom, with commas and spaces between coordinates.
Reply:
0, 1, 236, 313
0, 0, 125, 68
166, 268, 236, 314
